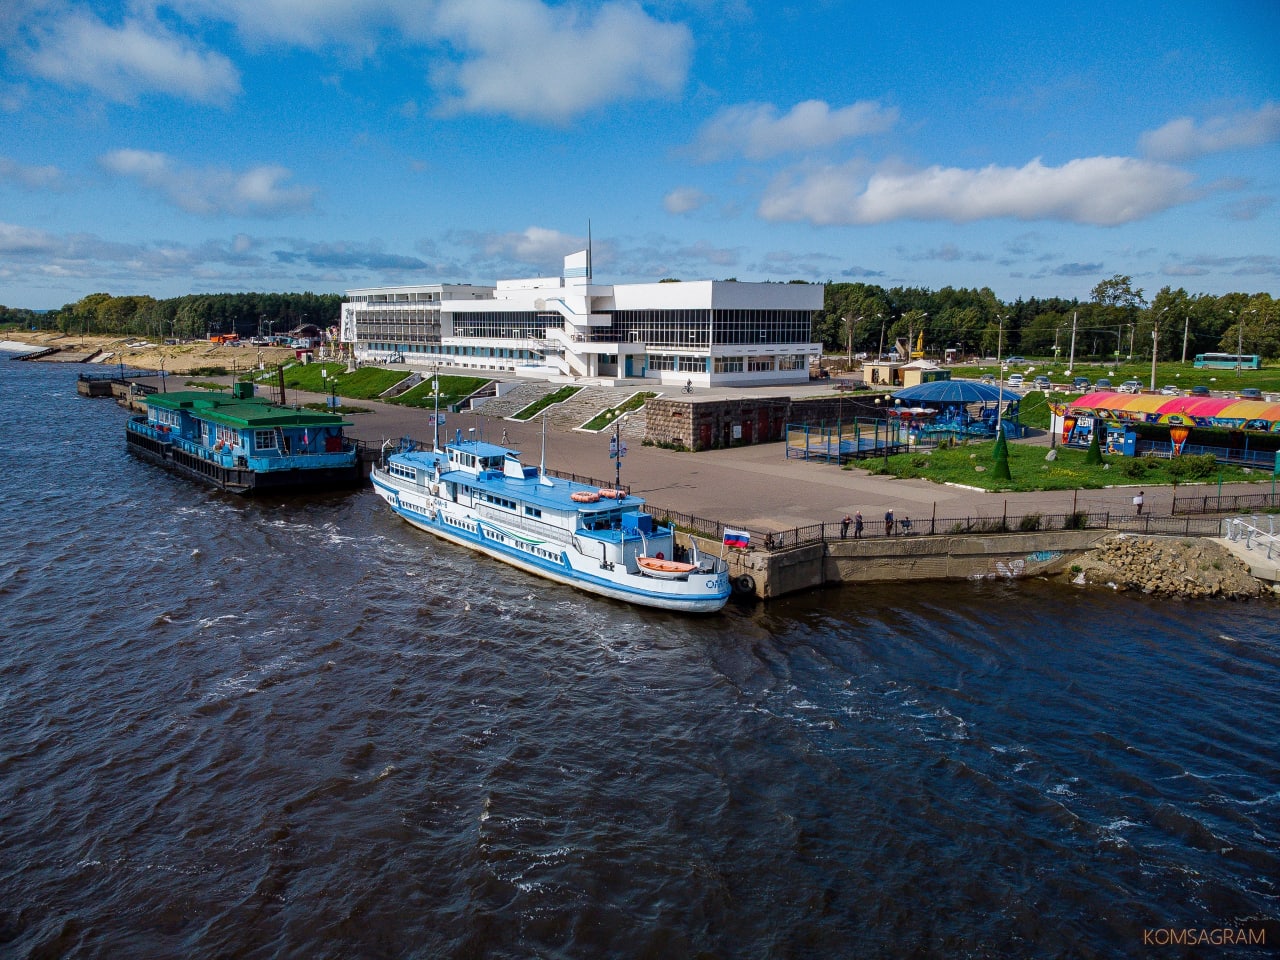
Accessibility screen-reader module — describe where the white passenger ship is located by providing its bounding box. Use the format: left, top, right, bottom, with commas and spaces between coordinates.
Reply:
370, 434, 732, 612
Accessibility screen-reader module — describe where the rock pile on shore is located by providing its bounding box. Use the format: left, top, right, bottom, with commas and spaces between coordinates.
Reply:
1070, 534, 1261, 599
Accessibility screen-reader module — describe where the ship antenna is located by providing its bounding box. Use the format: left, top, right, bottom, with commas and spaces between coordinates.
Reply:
538, 410, 554, 485
432, 364, 440, 452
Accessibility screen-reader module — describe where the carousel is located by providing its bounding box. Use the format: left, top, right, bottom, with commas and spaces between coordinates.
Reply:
890, 380, 1024, 440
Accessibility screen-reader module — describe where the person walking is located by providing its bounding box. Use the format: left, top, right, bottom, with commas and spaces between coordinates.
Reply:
854, 510, 864, 538
1134, 490, 1144, 515
840, 514, 852, 539
884, 508, 895, 536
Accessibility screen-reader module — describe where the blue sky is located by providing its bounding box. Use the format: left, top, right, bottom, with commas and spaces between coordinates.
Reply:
2, 0, 1278, 309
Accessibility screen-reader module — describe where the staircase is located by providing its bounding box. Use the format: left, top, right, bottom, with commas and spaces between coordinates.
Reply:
471, 381, 559, 418
474, 380, 661, 437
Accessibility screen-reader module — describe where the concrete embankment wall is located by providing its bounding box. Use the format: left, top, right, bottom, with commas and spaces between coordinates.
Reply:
697, 530, 1113, 599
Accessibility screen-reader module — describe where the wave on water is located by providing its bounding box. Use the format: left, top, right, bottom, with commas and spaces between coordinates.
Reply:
1, 362, 1277, 959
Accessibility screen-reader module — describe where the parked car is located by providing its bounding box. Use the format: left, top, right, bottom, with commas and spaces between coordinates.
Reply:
1006, 374, 1025, 388
1239, 387, 1262, 400
1005, 356, 1025, 364
1189, 385, 1211, 397
1095, 378, 1113, 390
1072, 377, 1091, 391
1031, 375, 1052, 390
1160, 385, 1181, 396
1118, 379, 1143, 394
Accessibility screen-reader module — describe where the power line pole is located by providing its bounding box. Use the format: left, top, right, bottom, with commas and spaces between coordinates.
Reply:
1068, 312, 1077, 374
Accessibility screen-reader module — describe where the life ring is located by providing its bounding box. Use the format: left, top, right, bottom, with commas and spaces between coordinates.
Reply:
597, 488, 624, 499
571, 491, 600, 503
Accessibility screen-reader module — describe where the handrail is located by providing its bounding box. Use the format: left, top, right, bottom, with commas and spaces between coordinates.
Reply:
1222, 516, 1278, 560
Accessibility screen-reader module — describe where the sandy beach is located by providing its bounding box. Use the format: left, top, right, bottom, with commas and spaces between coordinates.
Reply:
0, 330, 299, 373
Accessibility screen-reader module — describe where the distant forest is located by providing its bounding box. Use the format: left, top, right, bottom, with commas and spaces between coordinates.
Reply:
816, 276, 1277, 362
2, 276, 1275, 360
0, 292, 341, 342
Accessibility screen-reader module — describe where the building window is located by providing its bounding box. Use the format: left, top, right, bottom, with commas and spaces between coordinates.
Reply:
254, 430, 277, 450
713, 356, 744, 373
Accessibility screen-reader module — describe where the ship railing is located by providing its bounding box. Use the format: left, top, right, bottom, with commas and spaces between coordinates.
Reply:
129, 417, 357, 471
475, 505, 570, 544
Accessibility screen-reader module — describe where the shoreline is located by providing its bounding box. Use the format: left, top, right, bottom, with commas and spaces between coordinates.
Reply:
15, 334, 1278, 600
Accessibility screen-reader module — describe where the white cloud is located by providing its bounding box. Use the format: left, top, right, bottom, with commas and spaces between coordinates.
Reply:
21, 12, 240, 105
759, 156, 1195, 227
13, 1, 687, 120
0, 156, 66, 190
170, 0, 409, 49
664, 187, 711, 215
482, 226, 585, 266
100, 149, 316, 217
691, 100, 898, 161
1140, 102, 1280, 160
431, 0, 692, 122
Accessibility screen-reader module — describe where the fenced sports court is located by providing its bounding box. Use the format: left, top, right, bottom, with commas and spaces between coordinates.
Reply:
785, 418, 905, 464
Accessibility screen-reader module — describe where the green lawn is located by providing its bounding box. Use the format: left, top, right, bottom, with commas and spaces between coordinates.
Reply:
857, 439, 1262, 492
390, 374, 491, 410
582, 392, 657, 431
287, 362, 412, 399
512, 386, 582, 420
953, 359, 1280, 395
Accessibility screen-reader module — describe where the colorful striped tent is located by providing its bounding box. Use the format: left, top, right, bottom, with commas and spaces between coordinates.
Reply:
1065, 391, 1280, 433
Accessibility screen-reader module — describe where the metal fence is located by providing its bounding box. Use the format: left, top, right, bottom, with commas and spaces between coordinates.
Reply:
644, 503, 1224, 552
1172, 491, 1280, 516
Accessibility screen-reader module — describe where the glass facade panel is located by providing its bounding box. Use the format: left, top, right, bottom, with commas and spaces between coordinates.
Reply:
450, 310, 549, 340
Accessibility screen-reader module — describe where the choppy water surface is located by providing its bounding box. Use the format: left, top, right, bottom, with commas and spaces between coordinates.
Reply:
2, 360, 1277, 958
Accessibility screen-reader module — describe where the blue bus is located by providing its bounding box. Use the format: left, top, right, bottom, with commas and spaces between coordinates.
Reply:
1194, 352, 1261, 370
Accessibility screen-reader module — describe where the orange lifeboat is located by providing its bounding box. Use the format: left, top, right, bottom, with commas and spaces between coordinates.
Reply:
636, 556, 698, 579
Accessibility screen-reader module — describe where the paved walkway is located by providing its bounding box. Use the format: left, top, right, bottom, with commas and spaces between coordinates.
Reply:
329, 392, 1273, 534
136, 371, 1275, 533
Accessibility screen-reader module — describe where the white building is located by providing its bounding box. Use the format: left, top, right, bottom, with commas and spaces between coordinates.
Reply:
340, 251, 824, 386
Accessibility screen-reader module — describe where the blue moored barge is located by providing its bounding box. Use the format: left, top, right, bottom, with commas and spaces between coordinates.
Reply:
126, 382, 363, 493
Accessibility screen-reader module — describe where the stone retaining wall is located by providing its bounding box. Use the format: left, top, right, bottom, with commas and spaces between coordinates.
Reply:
645, 394, 887, 451
689, 529, 1111, 599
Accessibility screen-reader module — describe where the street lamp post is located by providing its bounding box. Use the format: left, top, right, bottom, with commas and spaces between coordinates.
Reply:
996, 314, 1006, 434
843, 315, 863, 365
1150, 307, 1167, 391
1237, 309, 1256, 372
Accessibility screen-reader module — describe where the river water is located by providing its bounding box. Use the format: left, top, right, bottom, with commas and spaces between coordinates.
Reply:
2, 358, 1277, 958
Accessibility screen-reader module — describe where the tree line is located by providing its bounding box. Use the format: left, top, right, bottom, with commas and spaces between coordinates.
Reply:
816, 275, 1278, 362
3, 292, 342, 341
3, 276, 1275, 361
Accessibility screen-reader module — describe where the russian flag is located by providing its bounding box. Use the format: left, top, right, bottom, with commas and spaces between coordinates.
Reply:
723, 528, 750, 549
